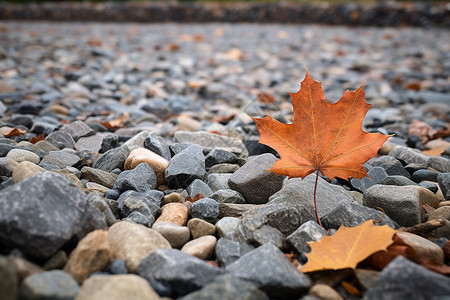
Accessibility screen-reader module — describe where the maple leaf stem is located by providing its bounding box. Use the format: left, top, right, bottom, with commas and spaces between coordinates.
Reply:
314, 169, 323, 227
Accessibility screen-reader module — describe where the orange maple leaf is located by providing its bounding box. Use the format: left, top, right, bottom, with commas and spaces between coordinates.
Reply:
252, 70, 390, 181
301, 220, 396, 273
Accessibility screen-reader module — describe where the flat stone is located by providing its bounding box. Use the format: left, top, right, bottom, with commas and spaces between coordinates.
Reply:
227, 243, 311, 298
181, 235, 217, 260
124, 147, 169, 186
75, 134, 103, 153
412, 169, 439, 183
365, 156, 411, 178
81, 166, 118, 188
64, 230, 112, 283
39, 150, 80, 168
207, 173, 231, 191
60, 120, 95, 141
31, 140, 60, 154
152, 222, 191, 249
382, 175, 417, 186
205, 147, 238, 168
428, 156, 450, 173
286, 220, 327, 253
6, 148, 40, 164
365, 256, 450, 299
189, 198, 219, 222
45, 131, 76, 149
215, 238, 255, 266
350, 167, 388, 192
396, 231, 444, 265
108, 221, 171, 272
114, 162, 157, 193
74, 274, 160, 300
155, 203, 189, 226
389, 146, 430, 165
215, 217, 241, 240
137, 248, 224, 298
210, 189, 246, 204
363, 184, 440, 226
11, 160, 46, 183
218, 203, 259, 218
18, 270, 79, 300
93, 145, 130, 172
228, 153, 285, 204
188, 218, 216, 239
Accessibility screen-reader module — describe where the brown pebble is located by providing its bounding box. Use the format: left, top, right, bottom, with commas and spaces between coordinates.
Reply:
181, 235, 217, 260
155, 203, 188, 226
124, 147, 169, 186
309, 283, 344, 300
187, 218, 216, 239
162, 192, 184, 206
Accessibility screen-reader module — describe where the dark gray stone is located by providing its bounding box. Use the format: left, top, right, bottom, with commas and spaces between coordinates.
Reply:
227, 243, 311, 299
118, 190, 163, 219
211, 189, 246, 204
144, 132, 171, 160
236, 201, 314, 249
45, 131, 76, 149
428, 156, 450, 173
418, 181, 438, 194
0, 256, 17, 300
169, 142, 191, 156
207, 173, 231, 191
114, 162, 157, 193
105, 259, 128, 275
321, 202, 397, 229
389, 146, 430, 165
286, 220, 326, 253
60, 120, 95, 141
404, 162, 427, 174
365, 256, 450, 300
165, 144, 207, 189
87, 193, 117, 226
81, 166, 118, 189
189, 198, 219, 222
0, 157, 18, 177
215, 238, 255, 266
412, 169, 439, 183
228, 153, 285, 204
39, 150, 80, 169
364, 156, 411, 178
93, 145, 130, 172
137, 248, 224, 298
123, 211, 154, 227
18, 270, 79, 300
186, 179, 213, 198
269, 173, 354, 219
0, 172, 105, 259
178, 274, 268, 300
205, 147, 238, 169
438, 173, 450, 200
350, 167, 388, 192
381, 175, 417, 186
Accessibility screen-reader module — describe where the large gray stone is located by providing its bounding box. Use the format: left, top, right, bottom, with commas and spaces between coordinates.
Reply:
228, 153, 285, 204
18, 270, 79, 300
286, 220, 326, 253
215, 238, 255, 266
350, 167, 388, 192
389, 146, 430, 165
93, 145, 130, 172
113, 162, 157, 193
227, 243, 311, 299
363, 185, 439, 227
0, 172, 106, 259
364, 156, 410, 178
428, 156, 450, 173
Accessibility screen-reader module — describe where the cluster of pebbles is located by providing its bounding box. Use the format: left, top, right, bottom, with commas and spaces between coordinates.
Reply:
0, 22, 450, 299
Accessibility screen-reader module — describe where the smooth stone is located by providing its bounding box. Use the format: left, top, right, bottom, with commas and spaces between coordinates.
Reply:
181, 235, 217, 260
6, 148, 40, 164
396, 231, 444, 265
405, 162, 428, 174
11, 161, 45, 183
137, 248, 224, 298
31, 140, 59, 154
46, 131, 76, 149
105, 259, 128, 275
308, 284, 343, 300
0, 172, 106, 259
381, 175, 417, 186
123, 211, 154, 227
155, 203, 188, 226
207, 173, 231, 191
218, 203, 259, 218
437, 173, 450, 200
75, 134, 103, 153
210, 189, 246, 204
350, 167, 388, 192
114, 162, 157, 193
321, 202, 397, 229
429, 206, 450, 221
412, 169, 439, 183
269, 173, 354, 219
93, 145, 130, 172
286, 220, 327, 253
162, 192, 184, 205
60, 120, 95, 141
178, 274, 269, 300
208, 163, 240, 174
108, 221, 171, 273
418, 181, 439, 194
228, 153, 285, 204
0, 256, 17, 300
143, 132, 171, 160
64, 230, 112, 283
43, 250, 68, 271
363, 185, 440, 226
205, 147, 238, 168
18, 270, 79, 300
215, 217, 241, 240
81, 166, 118, 188
187, 218, 216, 239
365, 257, 450, 299
165, 144, 207, 189
152, 222, 191, 249
186, 179, 213, 198
365, 156, 410, 178
389, 146, 430, 165
124, 147, 169, 186
215, 238, 255, 266
428, 156, 450, 173
189, 198, 219, 222
39, 150, 80, 168
75, 274, 160, 300
227, 243, 311, 298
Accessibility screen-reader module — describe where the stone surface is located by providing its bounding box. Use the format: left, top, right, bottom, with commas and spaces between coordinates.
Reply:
350, 167, 388, 192
227, 243, 311, 298
165, 144, 207, 188
64, 230, 112, 283
308, 284, 343, 300
124, 147, 169, 186
188, 218, 216, 239
93, 145, 130, 172
365, 156, 411, 178
207, 173, 232, 191
395, 231, 444, 265
143, 132, 171, 160
286, 220, 327, 253
363, 184, 440, 226
181, 235, 217, 260
428, 156, 450, 173
108, 221, 171, 272
438, 173, 450, 200
205, 147, 238, 168
381, 175, 417, 186
411, 169, 439, 183
46, 131, 76, 149
114, 162, 157, 193
6, 148, 40, 164
18, 270, 79, 300
11, 161, 46, 183
218, 203, 259, 218
210, 188, 246, 204
186, 179, 213, 198
75, 274, 160, 300
389, 146, 430, 165
152, 222, 191, 248
105, 259, 128, 275
137, 248, 224, 298
155, 203, 188, 226
215, 217, 241, 240
118, 190, 162, 219
228, 153, 285, 204
0, 157, 19, 177
0, 172, 105, 259
215, 238, 255, 266
189, 198, 219, 222
81, 166, 118, 188
60, 120, 95, 141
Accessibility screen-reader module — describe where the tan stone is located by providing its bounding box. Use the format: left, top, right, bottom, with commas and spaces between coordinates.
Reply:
155, 203, 188, 226
108, 221, 171, 272
75, 274, 160, 300
124, 147, 169, 186
187, 218, 216, 239
181, 235, 217, 260
396, 231, 444, 265
64, 230, 112, 283
12, 161, 46, 183
162, 192, 184, 205
308, 284, 344, 300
